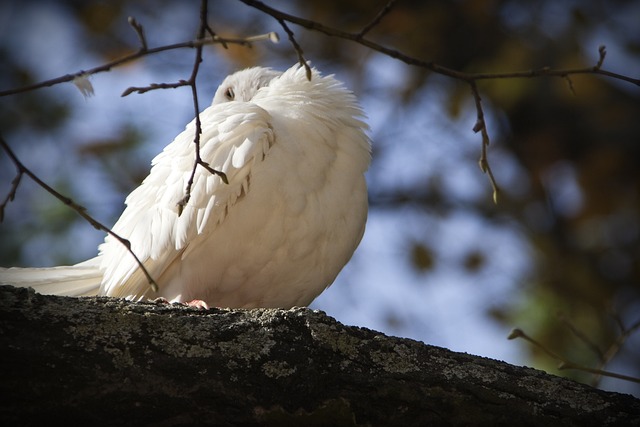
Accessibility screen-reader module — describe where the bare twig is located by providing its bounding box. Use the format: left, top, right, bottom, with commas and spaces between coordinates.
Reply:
119, 76, 203, 112
592, 318, 640, 386
558, 361, 640, 384
177, 0, 229, 216
508, 328, 640, 385
121, 80, 190, 97
610, 308, 627, 333
557, 312, 605, 362
127, 16, 148, 51
469, 66, 639, 86
0, 32, 277, 98
0, 5, 280, 292
238, 0, 640, 86
277, 19, 312, 81
596, 45, 607, 69
357, 0, 398, 38
237, 0, 639, 199
0, 137, 159, 292
508, 328, 566, 361
201, 14, 228, 49
563, 75, 577, 96
0, 160, 22, 223
469, 81, 499, 203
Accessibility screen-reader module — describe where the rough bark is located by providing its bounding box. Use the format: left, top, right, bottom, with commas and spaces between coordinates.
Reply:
0, 285, 638, 426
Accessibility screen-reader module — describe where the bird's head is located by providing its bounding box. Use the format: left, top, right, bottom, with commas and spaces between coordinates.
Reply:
212, 67, 281, 105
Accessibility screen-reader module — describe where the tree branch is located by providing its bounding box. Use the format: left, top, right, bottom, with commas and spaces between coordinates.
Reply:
121, 80, 190, 97
177, 0, 229, 216
356, 0, 399, 39
0, 31, 277, 98
239, 0, 639, 86
0, 137, 159, 292
1, 286, 638, 426
238, 0, 640, 199
0, 6, 276, 287
508, 328, 640, 385
277, 18, 312, 81
470, 81, 500, 203
127, 16, 148, 51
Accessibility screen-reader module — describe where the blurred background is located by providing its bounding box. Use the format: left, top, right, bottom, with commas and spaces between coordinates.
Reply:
1, 0, 639, 396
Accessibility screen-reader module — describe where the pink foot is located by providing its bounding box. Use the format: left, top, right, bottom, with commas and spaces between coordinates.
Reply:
152, 297, 209, 310
184, 299, 209, 310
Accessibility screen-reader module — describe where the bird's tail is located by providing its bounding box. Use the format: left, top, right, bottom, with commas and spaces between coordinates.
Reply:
0, 257, 103, 297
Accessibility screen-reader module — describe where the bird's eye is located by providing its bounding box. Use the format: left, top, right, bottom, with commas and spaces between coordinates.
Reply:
224, 87, 234, 100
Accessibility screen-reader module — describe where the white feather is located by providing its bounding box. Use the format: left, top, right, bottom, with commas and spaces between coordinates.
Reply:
0, 64, 371, 308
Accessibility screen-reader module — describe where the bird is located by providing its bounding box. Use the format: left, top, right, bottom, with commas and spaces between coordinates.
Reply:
0, 64, 371, 309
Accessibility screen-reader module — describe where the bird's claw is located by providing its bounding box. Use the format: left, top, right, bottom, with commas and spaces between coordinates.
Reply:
152, 297, 209, 310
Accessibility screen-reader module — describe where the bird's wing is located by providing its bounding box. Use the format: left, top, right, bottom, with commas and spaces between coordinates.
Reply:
97, 102, 274, 298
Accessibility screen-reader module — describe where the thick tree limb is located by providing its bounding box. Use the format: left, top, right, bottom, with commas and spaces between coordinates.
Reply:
0, 285, 638, 426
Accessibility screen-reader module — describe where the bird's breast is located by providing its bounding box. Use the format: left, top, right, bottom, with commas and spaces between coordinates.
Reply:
158, 121, 368, 308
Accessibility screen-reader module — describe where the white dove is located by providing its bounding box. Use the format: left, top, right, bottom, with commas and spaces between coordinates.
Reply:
0, 64, 371, 308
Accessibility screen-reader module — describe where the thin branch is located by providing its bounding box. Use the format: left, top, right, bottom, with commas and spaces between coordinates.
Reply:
508, 328, 566, 361
557, 312, 605, 362
470, 66, 640, 86
241, 0, 640, 86
564, 75, 577, 96
277, 19, 312, 81
201, 13, 228, 49
237, 0, 639, 200
0, 136, 159, 293
0, 8, 279, 293
121, 80, 190, 97
469, 81, 499, 203
0, 32, 278, 98
127, 16, 148, 51
592, 318, 640, 386
357, 0, 398, 38
0, 7, 282, 296
508, 328, 640, 385
0, 162, 22, 223
177, 0, 229, 216
559, 361, 640, 384
596, 44, 607, 69
239, 0, 445, 72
